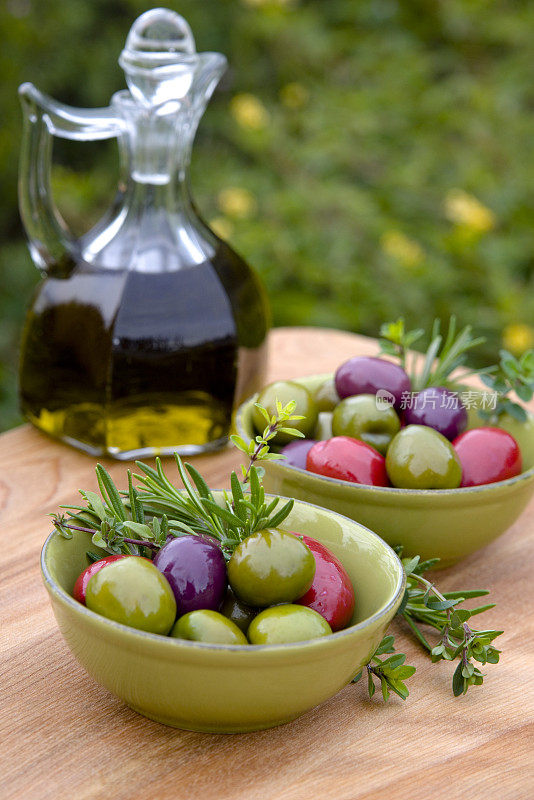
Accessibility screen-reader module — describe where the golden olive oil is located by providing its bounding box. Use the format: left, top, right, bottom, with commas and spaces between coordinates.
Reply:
19, 243, 269, 458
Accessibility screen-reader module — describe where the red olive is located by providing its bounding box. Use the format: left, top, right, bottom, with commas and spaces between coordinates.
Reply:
306, 436, 389, 486
296, 536, 355, 631
452, 427, 522, 487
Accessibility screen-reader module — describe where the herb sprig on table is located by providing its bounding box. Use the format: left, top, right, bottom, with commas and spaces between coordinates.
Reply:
352, 552, 502, 701
397, 552, 502, 696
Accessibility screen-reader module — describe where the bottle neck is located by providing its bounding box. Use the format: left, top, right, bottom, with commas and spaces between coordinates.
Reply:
80, 89, 219, 271
124, 111, 191, 193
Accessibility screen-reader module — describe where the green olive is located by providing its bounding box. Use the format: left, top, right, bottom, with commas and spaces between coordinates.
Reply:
220, 588, 259, 633
85, 557, 177, 635
313, 411, 333, 440
386, 425, 462, 489
252, 380, 318, 444
332, 394, 401, 455
313, 378, 339, 412
497, 411, 534, 471
248, 604, 332, 644
228, 528, 316, 607
170, 610, 247, 644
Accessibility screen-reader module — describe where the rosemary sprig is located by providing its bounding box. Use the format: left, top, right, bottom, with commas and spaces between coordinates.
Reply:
133, 457, 296, 560
380, 316, 534, 421
379, 316, 486, 391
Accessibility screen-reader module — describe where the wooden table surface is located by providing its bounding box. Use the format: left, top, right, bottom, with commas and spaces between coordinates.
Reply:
2, 327, 533, 800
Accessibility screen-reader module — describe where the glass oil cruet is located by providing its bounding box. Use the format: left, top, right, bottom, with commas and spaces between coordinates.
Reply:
17, 8, 269, 459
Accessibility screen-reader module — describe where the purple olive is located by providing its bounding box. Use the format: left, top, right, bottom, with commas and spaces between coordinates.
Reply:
402, 387, 467, 440
153, 535, 227, 615
335, 356, 411, 409
281, 439, 317, 469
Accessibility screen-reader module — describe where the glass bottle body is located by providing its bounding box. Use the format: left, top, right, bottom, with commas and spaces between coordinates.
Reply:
19, 240, 269, 458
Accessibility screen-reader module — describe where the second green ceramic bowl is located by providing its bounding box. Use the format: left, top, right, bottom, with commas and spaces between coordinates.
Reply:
234, 374, 534, 567
41, 494, 404, 733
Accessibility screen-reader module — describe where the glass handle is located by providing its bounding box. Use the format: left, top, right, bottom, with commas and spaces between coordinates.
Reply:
18, 83, 124, 272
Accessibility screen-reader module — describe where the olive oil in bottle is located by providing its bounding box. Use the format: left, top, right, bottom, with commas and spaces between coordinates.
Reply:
20, 244, 269, 458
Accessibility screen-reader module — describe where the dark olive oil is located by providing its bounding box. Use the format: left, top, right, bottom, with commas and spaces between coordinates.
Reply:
19, 243, 269, 458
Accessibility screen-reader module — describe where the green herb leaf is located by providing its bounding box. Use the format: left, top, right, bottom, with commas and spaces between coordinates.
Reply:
96, 464, 127, 521
123, 521, 154, 539
185, 463, 214, 502
80, 491, 108, 522
230, 434, 250, 453
265, 498, 294, 529
354, 635, 415, 702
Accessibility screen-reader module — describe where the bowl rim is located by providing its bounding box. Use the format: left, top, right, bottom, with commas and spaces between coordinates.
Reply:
41, 494, 406, 654
234, 374, 534, 497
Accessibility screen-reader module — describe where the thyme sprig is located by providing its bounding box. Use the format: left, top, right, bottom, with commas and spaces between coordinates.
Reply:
378, 317, 425, 375
51, 465, 172, 557
397, 552, 502, 696
354, 553, 502, 702
352, 635, 416, 701
230, 398, 305, 484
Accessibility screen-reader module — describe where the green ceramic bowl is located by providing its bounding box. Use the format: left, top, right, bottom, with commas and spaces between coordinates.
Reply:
41, 495, 404, 734
234, 375, 534, 567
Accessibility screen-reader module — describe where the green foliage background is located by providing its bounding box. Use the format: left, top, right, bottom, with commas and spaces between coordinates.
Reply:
2, 0, 534, 431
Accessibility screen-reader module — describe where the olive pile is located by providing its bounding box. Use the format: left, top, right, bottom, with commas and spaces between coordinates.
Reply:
254, 356, 525, 489
73, 528, 355, 642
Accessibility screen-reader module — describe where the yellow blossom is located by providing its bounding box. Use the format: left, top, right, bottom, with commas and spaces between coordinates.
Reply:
280, 82, 309, 109
444, 189, 496, 233
209, 217, 234, 241
381, 230, 425, 268
502, 323, 534, 354
242, 0, 297, 6
230, 93, 270, 130
217, 187, 257, 219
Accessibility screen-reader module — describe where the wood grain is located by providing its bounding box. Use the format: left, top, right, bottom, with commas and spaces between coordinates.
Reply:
1, 327, 533, 800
